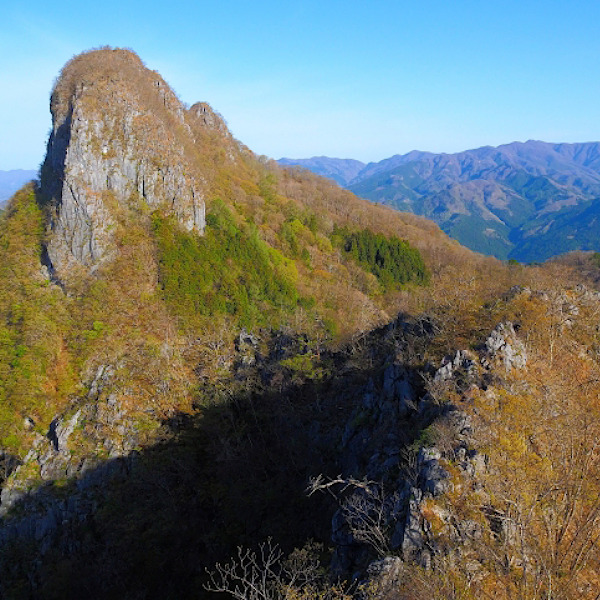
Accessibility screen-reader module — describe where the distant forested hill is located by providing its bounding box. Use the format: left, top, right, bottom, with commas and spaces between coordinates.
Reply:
0, 170, 37, 205
279, 141, 600, 262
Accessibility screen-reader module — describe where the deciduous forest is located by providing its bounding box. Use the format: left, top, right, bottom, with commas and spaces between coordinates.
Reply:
0, 47, 598, 600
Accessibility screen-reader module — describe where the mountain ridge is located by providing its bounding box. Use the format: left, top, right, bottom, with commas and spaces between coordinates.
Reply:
279, 140, 600, 261
1, 47, 599, 599
0, 169, 37, 205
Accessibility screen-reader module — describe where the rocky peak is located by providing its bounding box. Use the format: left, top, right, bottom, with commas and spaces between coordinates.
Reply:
40, 47, 208, 278
189, 102, 230, 135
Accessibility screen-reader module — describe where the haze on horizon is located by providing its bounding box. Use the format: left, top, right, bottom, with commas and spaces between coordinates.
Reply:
2, 0, 600, 170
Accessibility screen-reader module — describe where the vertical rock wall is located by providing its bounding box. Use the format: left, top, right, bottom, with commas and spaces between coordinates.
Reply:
40, 48, 208, 277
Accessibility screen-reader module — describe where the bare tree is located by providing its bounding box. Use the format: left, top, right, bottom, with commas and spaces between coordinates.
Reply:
308, 475, 397, 558
205, 539, 343, 600
205, 540, 284, 600
342, 487, 395, 557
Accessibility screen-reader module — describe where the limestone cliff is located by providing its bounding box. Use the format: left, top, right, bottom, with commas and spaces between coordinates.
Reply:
40, 48, 210, 277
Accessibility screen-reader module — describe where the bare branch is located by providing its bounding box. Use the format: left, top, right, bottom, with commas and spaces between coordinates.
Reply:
306, 474, 376, 497
204, 539, 283, 600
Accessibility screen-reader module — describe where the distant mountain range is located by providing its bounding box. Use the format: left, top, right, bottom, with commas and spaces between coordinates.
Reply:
279, 141, 600, 262
0, 170, 37, 205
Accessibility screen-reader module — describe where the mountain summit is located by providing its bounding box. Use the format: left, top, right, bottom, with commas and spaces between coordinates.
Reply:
35, 47, 464, 334
40, 48, 218, 277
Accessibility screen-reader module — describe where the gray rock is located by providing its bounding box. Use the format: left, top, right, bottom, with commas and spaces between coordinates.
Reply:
382, 364, 397, 400
88, 364, 113, 400
331, 507, 355, 547
484, 322, 527, 371
0, 486, 26, 517
401, 487, 425, 560
434, 359, 454, 382
367, 556, 404, 591
418, 447, 451, 496
40, 52, 207, 278
235, 329, 259, 366
434, 349, 476, 383
381, 363, 416, 417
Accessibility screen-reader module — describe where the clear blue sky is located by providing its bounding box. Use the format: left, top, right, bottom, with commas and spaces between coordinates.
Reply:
2, 0, 600, 170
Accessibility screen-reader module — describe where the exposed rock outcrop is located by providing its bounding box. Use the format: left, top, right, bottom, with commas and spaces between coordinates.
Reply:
483, 321, 527, 371
329, 320, 528, 579
189, 102, 231, 137
40, 48, 210, 277
0, 360, 164, 580
0, 364, 139, 520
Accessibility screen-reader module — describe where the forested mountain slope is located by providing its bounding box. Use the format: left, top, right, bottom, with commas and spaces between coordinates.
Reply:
0, 48, 598, 600
280, 142, 600, 262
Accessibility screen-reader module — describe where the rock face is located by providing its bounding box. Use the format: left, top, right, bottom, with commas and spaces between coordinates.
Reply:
40, 48, 210, 277
0, 362, 141, 562
484, 321, 527, 371
189, 102, 230, 137
330, 319, 528, 579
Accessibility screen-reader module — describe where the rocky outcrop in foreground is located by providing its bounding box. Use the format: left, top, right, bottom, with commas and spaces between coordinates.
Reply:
328, 320, 528, 580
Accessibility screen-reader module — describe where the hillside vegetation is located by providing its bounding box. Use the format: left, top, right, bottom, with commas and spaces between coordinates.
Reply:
280, 142, 600, 262
0, 47, 598, 600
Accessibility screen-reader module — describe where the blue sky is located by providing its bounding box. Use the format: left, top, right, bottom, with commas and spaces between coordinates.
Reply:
2, 0, 600, 170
